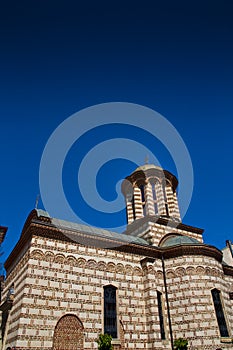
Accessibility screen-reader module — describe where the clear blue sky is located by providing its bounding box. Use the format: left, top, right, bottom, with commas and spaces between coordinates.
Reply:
1, 1, 233, 266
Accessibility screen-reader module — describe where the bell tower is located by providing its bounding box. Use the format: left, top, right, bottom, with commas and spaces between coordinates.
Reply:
121, 164, 181, 225
121, 164, 203, 246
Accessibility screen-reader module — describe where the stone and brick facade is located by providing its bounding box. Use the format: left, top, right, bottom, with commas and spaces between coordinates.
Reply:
0, 165, 232, 349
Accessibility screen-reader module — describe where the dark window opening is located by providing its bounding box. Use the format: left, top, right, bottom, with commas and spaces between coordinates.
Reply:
142, 203, 146, 216
162, 185, 169, 216
140, 185, 146, 216
157, 291, 166, 340
151, 183, 158, 214
211, 289, 229, 337
165, 203, 169, 216
104, 285, 117, 338
140, 185, 145, 202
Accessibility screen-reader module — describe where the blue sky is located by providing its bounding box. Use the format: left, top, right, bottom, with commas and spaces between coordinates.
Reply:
1, 1, 233, 266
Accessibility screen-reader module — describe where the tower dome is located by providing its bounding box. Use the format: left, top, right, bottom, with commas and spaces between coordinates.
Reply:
121, 164, 181, 225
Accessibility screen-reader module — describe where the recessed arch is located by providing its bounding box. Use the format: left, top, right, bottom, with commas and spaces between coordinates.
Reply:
158, 233, 183, 247
53, 314, 84, 350
159, 233, 201, 247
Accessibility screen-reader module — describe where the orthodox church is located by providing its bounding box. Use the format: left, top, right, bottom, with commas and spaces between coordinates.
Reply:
0, 164, 232, 350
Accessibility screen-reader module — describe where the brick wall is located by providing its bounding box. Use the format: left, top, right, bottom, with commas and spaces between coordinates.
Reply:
2, 235, 233, 350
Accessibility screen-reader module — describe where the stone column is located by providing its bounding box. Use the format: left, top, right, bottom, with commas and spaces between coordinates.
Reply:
126, 193, 134, 224
165, 185, 174, 217
172, 191, 181, 221
145, 182, 154, 216
156, 181, 166, 215
134, 187, 143, 219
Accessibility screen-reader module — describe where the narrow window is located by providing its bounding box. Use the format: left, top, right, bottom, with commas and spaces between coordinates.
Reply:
104, 285, 117, 338
140, 185, 146, 216
162, 184, 169, 216
151, 183, 158, 214
157, 291, 166, 340
211, 289, 229, 337
140, 184, 145, 202
131, 195, 136, 220
151, 182, 156, 200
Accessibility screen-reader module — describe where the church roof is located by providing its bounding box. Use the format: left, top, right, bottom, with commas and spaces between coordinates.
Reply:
160, 234, 202, 247
122, 163, 179, 192
134, 164, 163, 172
4, 209, 226, 274
34, 209, 149, 246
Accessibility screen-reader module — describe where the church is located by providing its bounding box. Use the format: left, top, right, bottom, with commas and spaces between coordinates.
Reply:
0, 164, 232, 349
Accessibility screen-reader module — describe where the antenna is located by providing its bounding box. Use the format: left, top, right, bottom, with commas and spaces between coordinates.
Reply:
35, 194, 40, 209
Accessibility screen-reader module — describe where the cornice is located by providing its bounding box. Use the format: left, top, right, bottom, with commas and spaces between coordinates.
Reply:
223, 264, 233, 277
114, 242, 222, 262
122, 167, 178, 194
4, 211, 221, 274
124, 216, 204, 235
160, 244, 222, 262
4, 223, 32, 273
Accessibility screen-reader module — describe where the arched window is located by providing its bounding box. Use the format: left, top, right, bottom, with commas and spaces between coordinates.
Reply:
211, 289, 229, 337
104, 285, 117, 338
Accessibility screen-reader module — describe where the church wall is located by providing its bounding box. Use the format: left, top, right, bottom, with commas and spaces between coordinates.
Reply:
164, 255, 233, 350
140, 255, 233, 350
2, 250, 31, 349
3, 234, 154, 350
136, 221, 203, 246
151, 223, 203, 246
141, 259, 170, 349
2, 232, 233, 350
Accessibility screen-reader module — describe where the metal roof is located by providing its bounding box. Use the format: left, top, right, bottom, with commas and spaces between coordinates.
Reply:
35, 209, 149, 246
161, 234, 201, 247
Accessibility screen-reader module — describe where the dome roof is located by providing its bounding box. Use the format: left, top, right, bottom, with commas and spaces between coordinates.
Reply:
160, 234, 201, 247
135, 164, 163, 172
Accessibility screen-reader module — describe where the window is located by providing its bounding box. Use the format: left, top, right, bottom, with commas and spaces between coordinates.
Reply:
151, 182, 158, 214
157, 291, 166, 340
131, 195, 136, 220
104, 285, 117, 338
139, 185, 146, 216
162, 184, 169, 216
211, 289, 229, 337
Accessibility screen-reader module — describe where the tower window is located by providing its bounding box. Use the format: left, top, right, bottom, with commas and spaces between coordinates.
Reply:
211, 289, 229, 337
131, 195, 136, 220
162, 184, 169, 216
151, 182, 158, 214
139, 185, 146, 216
104, 285, 117, 338
157, 291, 166, 340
